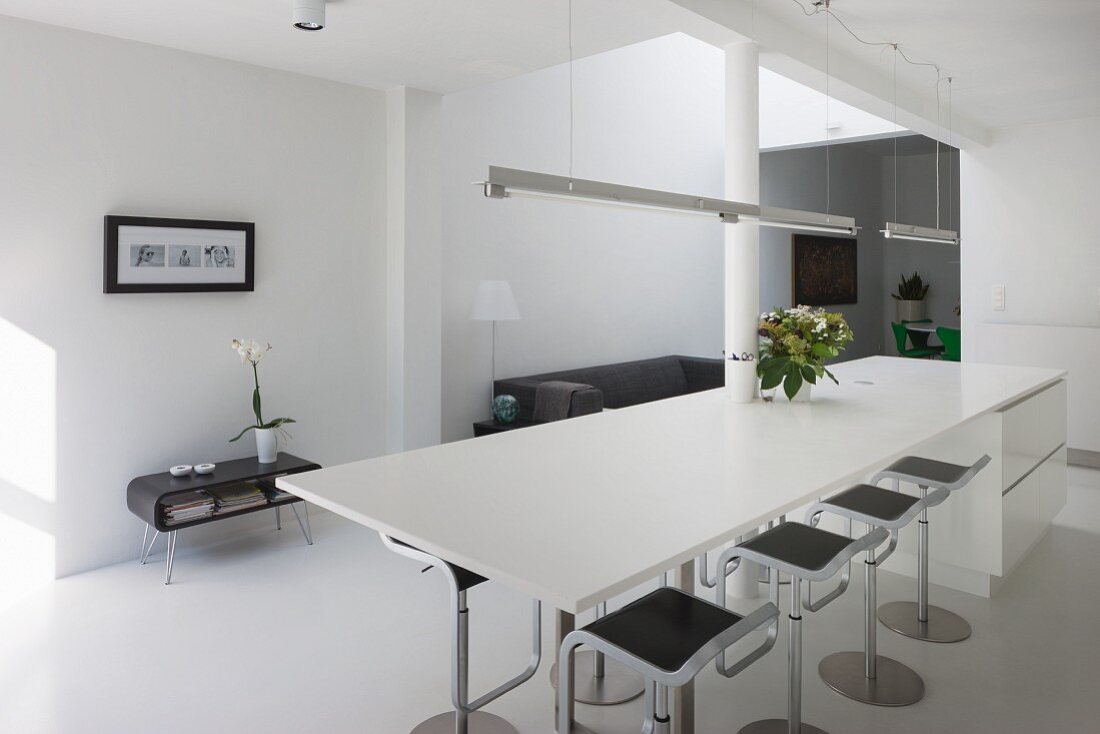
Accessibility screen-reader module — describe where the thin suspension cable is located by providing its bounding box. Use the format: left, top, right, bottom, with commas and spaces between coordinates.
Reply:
825, 3, 830, 216
893, 45, 898, 223
791, 0, 941, 75
935, 74, 941, 230
948, 77, 955, 231
568, 0, 574, 180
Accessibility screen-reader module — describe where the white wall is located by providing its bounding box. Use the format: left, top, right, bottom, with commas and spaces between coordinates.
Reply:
0, 16, 388, 590
440, 34, 726, 441
962, 115, 1100, 452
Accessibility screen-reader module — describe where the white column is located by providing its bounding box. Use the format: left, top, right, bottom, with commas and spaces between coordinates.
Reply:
386, 87, 444, 454
725, 41, 762, 599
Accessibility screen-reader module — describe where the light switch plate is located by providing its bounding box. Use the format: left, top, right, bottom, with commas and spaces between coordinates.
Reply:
992, 284, 1006, 311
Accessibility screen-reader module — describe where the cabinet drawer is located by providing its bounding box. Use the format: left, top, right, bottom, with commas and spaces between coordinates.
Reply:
1002, 469, 1041, 573
1002, 380, 1067, 490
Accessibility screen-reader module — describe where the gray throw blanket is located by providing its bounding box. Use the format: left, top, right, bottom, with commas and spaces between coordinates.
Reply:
533, 380, 593, 422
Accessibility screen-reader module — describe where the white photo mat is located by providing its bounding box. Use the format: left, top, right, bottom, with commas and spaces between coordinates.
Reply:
116, 225, 248, 285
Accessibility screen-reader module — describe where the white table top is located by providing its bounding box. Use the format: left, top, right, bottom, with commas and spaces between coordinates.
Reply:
279, 357, 1064, 614
904, 323, 941, 333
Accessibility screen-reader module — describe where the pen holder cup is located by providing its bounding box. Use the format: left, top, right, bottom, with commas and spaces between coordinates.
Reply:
725, 360, 758, 404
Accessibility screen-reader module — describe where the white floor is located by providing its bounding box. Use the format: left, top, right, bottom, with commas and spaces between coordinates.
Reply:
2, 469, 1099, 733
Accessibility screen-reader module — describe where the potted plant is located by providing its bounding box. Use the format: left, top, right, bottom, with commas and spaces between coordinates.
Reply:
757, 306, 854, 401
229, 339, 295, 463
892, 272, 930, 322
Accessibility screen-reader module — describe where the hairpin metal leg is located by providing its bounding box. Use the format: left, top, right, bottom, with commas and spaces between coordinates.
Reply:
139, 525, 161, 565
276, 506, 282, 530
164, 531, 177, 585
291, 502, 313, 545
878, 487, 971, 643
818, 545, 924, 706
549, 601, 645, 705
739, 577, 828, 734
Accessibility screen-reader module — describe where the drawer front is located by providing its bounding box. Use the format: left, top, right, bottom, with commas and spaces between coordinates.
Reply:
1002, 469, 1041, 573
1039, 446, 1068, 526
1002, 380, 1067, 490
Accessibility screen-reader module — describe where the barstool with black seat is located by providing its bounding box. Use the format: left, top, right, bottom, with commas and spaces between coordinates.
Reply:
380, 535, 541, 734
557, 587, 780, 734
804, 483, 937, 706
716, 521, 889, 734
870, 455, 992, 643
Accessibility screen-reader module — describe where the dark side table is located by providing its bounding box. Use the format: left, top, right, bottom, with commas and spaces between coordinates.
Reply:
472, 418, 542, 437
126, 453, 320, 584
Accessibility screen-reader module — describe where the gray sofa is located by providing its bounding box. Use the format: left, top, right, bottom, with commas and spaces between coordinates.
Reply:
494, 355, 724, 421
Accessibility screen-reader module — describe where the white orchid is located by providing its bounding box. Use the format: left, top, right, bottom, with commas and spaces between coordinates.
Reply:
231, 338, 270, 366
229, 339, 295, 444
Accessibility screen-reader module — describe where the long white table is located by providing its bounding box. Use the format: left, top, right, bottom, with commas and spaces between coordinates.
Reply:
279, 356, 1065, 733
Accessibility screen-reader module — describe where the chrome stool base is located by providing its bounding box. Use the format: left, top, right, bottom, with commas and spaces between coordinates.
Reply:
818, 651, 924, 706
878, 601, 971, 643
549, 651, 646, 705
739, 719, 829, 734
410, 711, 517, 734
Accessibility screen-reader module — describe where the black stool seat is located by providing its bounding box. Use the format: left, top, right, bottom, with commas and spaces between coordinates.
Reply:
879, 456, 970, 486
583, 587, 744, 673
392, 539, 488, 591
821, 484, 921, 523
739, 522, 855, 573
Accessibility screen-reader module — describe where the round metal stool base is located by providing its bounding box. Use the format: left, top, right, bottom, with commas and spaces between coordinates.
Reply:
818, 651, 925, 706
549, 651, 646, 705
410, 711, 517, 734
739, 719, 829, 734
878, 601, 972, 643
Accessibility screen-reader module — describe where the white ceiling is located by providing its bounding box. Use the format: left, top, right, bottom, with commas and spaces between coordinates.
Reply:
1, 0, 1095, 131
0, 0, 739, 94
675, 0, 1100, 130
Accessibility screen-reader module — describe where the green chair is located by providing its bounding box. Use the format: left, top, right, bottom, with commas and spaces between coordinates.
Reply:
892, 322, 942, 359
936, 327, 961, 362
901, 318, 934, 350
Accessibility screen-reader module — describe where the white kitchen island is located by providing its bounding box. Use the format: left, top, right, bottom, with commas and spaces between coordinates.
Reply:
279, 356, 1066, 733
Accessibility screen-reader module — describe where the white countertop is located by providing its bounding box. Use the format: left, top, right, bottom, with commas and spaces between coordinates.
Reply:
279, 357, 1064, 613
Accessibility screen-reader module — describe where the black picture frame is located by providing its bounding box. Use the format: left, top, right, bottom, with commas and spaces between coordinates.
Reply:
791, 234, 858, 306
103, 215, 255, 293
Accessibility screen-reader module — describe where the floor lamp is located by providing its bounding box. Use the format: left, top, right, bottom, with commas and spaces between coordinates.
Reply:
469, 280, 520, 403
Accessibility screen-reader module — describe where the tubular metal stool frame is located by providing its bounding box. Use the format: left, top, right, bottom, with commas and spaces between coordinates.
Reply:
871, 455, 992, 643
716, 523, 889, 734
805, 485, 941, 706
548, 599, 646, 705
380, 535, 541, 734
557, 587, 780, 734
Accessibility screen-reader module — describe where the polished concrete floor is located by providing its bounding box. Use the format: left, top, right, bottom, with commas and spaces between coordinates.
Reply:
1, 468, 1098, 733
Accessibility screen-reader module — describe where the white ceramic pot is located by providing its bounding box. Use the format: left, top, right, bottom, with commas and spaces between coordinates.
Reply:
790, 383, 813, 403
725, 360, 758, 403
896, 299, 926, 322
255, 427, 277, 464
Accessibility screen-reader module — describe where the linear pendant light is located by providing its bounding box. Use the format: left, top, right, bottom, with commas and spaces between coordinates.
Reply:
478, 0, 857, 238
879, 45, 959, 246
882, 221, 959, 244
479, 166, 858, 235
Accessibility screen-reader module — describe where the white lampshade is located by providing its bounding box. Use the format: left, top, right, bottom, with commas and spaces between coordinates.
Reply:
469, 280, 520, 321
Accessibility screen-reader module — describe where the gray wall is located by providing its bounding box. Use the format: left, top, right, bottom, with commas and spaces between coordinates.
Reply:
760, 144, 885, 359
761, 135, 960, 360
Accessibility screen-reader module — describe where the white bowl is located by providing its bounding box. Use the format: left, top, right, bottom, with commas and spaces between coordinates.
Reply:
194, 463, 216, 475
169, 465, 193, 477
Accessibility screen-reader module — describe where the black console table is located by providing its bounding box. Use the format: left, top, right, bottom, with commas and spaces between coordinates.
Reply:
127, 453, 320, 584
472, 417, 542, 437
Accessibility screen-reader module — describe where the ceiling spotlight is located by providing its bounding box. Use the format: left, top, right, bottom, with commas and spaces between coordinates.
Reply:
293, 0, 325, 31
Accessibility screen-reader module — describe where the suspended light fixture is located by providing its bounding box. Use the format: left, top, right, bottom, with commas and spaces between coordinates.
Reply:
479, 0, 858, 237
479, 167, 858, 235
879, 45, 959, 245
